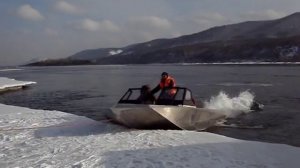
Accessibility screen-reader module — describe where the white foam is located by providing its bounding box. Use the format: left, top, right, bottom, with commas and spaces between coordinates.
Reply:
204, 91, 255, 118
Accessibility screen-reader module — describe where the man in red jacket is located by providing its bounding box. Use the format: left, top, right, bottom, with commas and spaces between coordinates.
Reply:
151, 72, 176, 97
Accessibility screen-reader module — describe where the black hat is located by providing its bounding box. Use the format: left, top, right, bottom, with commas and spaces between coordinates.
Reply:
161, 72, 168, 76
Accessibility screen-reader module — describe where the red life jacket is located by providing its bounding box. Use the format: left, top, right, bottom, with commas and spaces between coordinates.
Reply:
159, 76, 176, 95
159, 76, 176, 88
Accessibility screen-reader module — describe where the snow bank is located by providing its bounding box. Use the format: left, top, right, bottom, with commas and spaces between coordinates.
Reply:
0, 103, 299, 168
0, 77, 36, 90
0, 69, 23, 72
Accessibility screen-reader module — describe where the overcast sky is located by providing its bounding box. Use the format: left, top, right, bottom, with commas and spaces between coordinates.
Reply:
0, 0, 299, 66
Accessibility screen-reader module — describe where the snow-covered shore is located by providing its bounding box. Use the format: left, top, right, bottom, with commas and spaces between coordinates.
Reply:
0, 68, 22, 72
0, 77, 300, 167
0, 77, 36, 92
1, 104, 300, 168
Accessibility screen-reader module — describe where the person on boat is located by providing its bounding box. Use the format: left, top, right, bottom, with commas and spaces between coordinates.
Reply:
137, 85, 156, 104
151, 72, 176, 98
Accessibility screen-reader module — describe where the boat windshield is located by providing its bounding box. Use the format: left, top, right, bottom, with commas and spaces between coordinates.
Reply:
118, 87, 195, 106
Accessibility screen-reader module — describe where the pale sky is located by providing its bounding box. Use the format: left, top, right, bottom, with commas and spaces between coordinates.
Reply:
1, 0, 299, 66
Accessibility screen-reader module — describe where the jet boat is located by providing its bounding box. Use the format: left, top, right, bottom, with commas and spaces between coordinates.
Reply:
109, 87, 226, 130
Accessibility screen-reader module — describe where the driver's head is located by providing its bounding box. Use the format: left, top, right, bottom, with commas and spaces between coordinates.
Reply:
161, 72, 168, 79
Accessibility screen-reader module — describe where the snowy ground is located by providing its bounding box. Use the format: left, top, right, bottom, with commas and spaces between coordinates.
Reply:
0, 69, 22, 72
1, 104, 300, 168
0, 77, 36, 90
0, 77, 300, 168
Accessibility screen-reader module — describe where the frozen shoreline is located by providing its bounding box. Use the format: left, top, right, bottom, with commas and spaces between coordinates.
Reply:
0, 77, 300, 167
0, 77, 36, 93
0, 68, 23, 72
1, 103, 300, 167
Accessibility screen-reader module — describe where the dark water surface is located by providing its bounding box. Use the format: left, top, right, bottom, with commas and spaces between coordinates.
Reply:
0, 65, 300, 146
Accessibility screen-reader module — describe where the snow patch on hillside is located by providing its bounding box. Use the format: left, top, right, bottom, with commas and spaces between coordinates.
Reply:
109, 49, 123, 55
278, 46, 299, 58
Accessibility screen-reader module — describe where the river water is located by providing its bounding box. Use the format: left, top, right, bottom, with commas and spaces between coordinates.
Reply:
0, 64, 299, 146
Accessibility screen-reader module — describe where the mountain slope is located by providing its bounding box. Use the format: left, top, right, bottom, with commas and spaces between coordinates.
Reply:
29, 12, 300, 65
96, 35, 300, 64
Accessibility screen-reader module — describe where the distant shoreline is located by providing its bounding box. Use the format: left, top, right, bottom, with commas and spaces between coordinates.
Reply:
177, 62, 300, 66
23, 61, 300, 67
0, 68, 23, 72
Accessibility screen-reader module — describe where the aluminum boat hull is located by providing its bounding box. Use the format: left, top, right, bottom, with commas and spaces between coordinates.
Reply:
110, 104, 225, 130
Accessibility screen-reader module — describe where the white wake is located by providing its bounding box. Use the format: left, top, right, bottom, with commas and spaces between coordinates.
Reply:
204, 90, 255, 118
